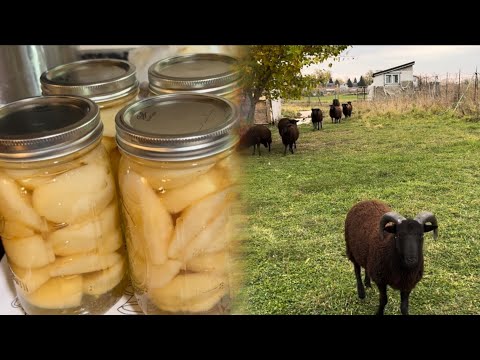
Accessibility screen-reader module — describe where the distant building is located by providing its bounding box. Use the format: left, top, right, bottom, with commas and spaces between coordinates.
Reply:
371, 61, 415, 99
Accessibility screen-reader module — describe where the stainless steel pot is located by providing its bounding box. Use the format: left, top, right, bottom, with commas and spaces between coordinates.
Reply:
0, 46, 79, 105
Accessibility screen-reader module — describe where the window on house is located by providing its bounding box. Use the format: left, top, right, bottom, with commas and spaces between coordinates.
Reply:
385, 74, 400, 84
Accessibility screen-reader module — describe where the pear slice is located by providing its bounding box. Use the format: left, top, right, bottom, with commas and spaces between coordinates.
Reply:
48, 202, 119, 256
120, 170, 173, 265
50, 252, 122, 277
97, 228, 124, 254
23, 275, 83, 309
215, 155, 240, 186
9, 263, 51, 294
0, 172, 46, 231
1, 220, 36, 239
149, 273, 227, 311
186, 252, 227, 274
125, 157, 215, 191
32, 164, 115, 224
154, 287, 226, 313
83, 257, 126, 296
168, 187, 232, 259
100, 105, 122, 138
180, 206, 229, 261
101, 136, 117, 153
3, 235, 55, 269
148, 260, 183, 290
161, 167, 228, 214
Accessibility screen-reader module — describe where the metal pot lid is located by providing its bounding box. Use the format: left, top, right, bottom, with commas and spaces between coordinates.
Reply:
115, 93, 239, 161
40, 59, 139, 104
0, 96, 102, 162
148, 53, 240, 93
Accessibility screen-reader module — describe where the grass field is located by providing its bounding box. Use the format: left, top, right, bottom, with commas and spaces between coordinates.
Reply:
236, 107, 480, 315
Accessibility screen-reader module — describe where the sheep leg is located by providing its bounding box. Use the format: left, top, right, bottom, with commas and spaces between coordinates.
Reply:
364, 274, 371, 288
354, 263, 366, 299
252, 145, 256, 156
283, 145, 287, 156
257, 144, 261, 156
290, 144, 294, 154
400, 290, 410, 315
376, 284, 388, 315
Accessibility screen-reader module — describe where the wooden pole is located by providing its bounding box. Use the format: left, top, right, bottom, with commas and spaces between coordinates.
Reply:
474, 67, 478, 103
458, 70, 461, 102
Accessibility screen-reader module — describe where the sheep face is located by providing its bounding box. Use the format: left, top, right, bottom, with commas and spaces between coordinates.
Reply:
383, 219, 437, 269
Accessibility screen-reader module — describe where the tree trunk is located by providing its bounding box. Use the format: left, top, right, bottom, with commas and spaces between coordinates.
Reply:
245, 90, 262, 124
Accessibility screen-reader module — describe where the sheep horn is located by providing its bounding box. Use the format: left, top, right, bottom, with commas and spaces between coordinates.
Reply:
379, 212, 406, 240
415, 212, 438, 240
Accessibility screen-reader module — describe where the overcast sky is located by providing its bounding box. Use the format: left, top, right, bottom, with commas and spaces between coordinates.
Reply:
303, 46, 480, 81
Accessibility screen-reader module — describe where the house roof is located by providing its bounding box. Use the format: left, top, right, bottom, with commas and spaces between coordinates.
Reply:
372, 61, 415, 77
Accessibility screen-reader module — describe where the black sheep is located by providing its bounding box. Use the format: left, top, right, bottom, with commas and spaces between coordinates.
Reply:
277, 118, 298, 136
329, 104, 342, 124
238, 125, 272, 156
311, 108, 323, 130
342, 102, 353, 118
280, 122, 299, 155
344, 200, 438, 315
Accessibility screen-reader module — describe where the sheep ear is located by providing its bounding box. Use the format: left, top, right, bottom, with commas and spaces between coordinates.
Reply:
384, 224, 396, 234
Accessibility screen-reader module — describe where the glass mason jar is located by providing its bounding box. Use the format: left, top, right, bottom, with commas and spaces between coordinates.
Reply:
0, 96, 127, 314
116, 94, 242, 314
148, 53, 242, 103
40, 59, 139, 174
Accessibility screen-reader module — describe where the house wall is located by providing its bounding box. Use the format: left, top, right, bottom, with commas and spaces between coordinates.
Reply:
372, 65, 414, 87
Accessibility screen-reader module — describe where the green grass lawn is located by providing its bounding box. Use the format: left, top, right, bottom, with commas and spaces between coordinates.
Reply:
236, 110, 480, 315
289, 94, 359, 105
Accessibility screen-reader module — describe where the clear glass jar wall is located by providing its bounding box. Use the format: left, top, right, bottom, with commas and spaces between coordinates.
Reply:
116, 94, 242, 314
0, 96, 127, 314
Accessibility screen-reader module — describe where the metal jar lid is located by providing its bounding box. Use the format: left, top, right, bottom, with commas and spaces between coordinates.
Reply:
0, 96, 102, 162
40, 59, 139, 104
148, 53, 241, 96
115, 94, 239, 161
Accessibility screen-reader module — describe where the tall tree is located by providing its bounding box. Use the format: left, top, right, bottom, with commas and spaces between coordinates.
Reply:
313, 69, 332, 86
335, 79, 340, 86
347, 78, 353, 87
364, 70, 374, 85
353, 77, 357, 84
240, 45, 349, 123
357, 76, 367, 87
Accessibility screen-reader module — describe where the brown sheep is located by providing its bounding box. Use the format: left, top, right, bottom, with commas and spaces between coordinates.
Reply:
329, 104, 342, 124
342, 102, 352, 118
238, 124, 272, 156
344, 200, 438, 315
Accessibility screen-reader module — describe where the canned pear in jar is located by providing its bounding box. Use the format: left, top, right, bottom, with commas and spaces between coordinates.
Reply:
148, 53, 241, 103
116, 94, 242, 314
40, 59, 139, 174
0, 96, 127, 314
